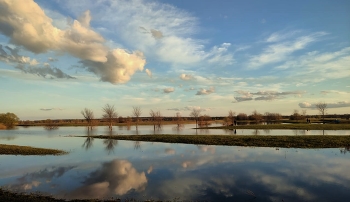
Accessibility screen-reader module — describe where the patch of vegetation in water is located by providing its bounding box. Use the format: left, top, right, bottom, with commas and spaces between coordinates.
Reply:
203, 123, 350, 130
0, 144, 68, 155
82, 134, 350, 149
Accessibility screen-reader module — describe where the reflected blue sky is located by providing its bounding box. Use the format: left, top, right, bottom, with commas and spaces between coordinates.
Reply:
0, 126, 350, 201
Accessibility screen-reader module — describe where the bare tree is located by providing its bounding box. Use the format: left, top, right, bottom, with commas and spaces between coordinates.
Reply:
198, 115, 211, 127
316, 102, 327, 124
228, 110, 236, 126
132, 106, 142, 128
190, 108, 201, 128
81, 108, 95, 130
150, 109, 162, 131
174, 112, 183, 127
102, 104, 118, 131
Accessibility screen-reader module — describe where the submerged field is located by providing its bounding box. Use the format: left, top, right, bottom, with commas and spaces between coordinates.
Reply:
81, 134, 350, 149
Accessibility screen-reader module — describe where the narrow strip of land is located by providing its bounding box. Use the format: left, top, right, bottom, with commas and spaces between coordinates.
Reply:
80, 135, 350, 149
201, 124, 350, 130
0, 144, 67, 155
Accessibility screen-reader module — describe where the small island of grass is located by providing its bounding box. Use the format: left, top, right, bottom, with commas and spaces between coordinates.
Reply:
80, 134, 350, 149
0, 144, 67, 155
201, 123, 350, 130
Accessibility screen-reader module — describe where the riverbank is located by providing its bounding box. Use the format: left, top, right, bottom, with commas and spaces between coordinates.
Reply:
202, 123, 350, 130
80, 134, 350, 149
0, 144, 67, 155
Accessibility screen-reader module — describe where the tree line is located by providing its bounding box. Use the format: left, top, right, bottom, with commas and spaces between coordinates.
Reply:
0, 101, 335, 130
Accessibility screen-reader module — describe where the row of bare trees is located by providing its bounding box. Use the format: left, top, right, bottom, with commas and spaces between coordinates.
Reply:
80, 101, 329, 131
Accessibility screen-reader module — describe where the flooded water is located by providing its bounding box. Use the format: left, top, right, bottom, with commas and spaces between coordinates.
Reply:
1, 126, 350, 201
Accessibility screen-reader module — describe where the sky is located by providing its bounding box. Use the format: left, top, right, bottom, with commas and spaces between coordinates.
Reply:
0, 0, 349, 120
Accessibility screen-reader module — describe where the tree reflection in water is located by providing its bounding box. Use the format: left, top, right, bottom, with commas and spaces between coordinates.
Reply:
340, 146, 350, 154
252, 129, 260, 135
134, 141, 141, 150
103, 134, 118, 154
82, 129, 95, 150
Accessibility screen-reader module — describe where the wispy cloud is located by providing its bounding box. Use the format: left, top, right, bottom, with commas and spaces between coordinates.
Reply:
167, 106, 213, 112
234, 90, 305, 102
40, 108, 64, 111
299, 101, 350, 108
62, 0, 234, 67
248, 32, 327, 69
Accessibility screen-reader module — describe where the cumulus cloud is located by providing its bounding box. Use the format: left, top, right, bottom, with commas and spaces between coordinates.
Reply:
196, 87, 215, 95
145, 68, 152, 78
180, 73, 194, 80
68, 159, 147, 199
163, 87, 175, 93
299, 101, 350, 109
0, 0, 146, 84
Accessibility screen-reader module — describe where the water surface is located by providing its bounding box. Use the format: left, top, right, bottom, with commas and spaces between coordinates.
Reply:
0, 126, 349, 201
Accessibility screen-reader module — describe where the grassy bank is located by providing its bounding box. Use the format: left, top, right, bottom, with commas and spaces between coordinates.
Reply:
202, 123, 350, 130
0, 144, 67, 155
81, 134, 350, 149
0, 188, 123, 202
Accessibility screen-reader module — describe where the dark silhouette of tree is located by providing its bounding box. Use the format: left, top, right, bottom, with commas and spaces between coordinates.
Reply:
81, 108, 95, 130
132, 106, 142, 129
316, 102, 327, 124
190, 108, 201, 128
249, 110, 263, 123
102, 104, 118, 131
0, 112, 19, 129
228, 110, 236, 126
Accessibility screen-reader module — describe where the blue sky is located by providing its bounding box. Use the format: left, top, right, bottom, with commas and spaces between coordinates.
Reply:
0, 0, 349, 120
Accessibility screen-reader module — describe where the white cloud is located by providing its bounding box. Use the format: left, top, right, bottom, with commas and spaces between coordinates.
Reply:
62, 0, 234, 67
276, 47, 350, 81
145, 69, 152, 78
196, 87, 215, 95
0, 0, 146, 84
68, 160, 147, 199
163, 87, 175, 93
180, 73, 194, 80
248, 32, 327, 69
